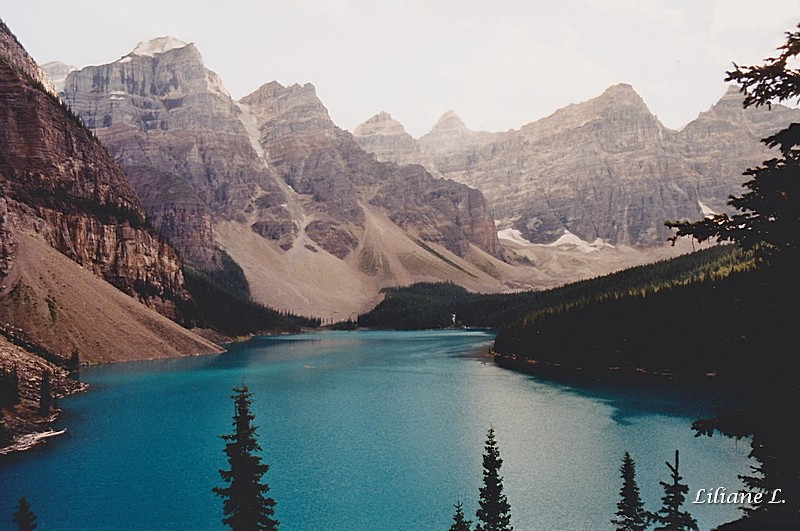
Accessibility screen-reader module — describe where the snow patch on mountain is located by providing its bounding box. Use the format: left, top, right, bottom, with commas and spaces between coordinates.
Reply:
545, 230, 614, 252
131, 36, 188, 57
698, 200, 716, 217
499, 227, 614, 253
497, 227, 534, 246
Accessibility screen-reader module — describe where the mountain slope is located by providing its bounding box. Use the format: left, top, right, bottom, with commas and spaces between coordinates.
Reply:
0, 232, 219, 363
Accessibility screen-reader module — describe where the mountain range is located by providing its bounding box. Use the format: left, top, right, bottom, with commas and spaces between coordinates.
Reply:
37, 34, 797, 318
4, 27, 795, 326
354, 84, 800, 247
53, 37, 528, 319
2, 18, 797, 448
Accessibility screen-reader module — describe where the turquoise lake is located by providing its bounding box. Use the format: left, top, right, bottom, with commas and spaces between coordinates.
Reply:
1, 330, 751, 530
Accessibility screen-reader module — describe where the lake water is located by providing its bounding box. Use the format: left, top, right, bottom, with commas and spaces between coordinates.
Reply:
1, 330, 750, 530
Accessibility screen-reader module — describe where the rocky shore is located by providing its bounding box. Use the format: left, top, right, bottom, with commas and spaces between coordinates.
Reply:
0, 335, 87, 455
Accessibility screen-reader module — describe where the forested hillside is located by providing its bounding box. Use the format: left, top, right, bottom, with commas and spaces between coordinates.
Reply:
358, 245, 750, 330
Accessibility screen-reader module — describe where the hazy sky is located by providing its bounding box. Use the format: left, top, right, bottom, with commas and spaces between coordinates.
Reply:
2, 1, 798, 137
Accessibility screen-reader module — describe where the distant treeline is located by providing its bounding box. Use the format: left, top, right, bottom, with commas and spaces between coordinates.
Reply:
358, 245, 751, 331
179, 251, 320, 337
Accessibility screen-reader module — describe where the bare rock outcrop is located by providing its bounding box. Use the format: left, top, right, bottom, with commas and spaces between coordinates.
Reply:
241, 81, 501, 259
0, 23, 189, 317
353, 111, 439, 174
62, 39, 296, 269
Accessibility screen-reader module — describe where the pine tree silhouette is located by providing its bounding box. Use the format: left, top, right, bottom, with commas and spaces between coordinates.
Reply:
652, 450, 698, 531
475, 428, 513, 531
449, 500, 473, 531
12, 497, 37, 531
611, 451, 649, 531
213, 384, 278, 530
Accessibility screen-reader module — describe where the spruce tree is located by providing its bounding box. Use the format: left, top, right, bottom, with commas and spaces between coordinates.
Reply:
213, 384, 278, 531
12, 496, 37, 531
0, 418, 9, 447
611, 451, 649, 531
38, 370, 52, 416
475, 428, 512, 531
0, 366, 20, 407
652, 450, 698, 531
68, 347, 80, 374
449, 501, 473, 531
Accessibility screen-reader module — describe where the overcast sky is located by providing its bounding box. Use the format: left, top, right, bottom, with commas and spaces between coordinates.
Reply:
2, 1, 798, 137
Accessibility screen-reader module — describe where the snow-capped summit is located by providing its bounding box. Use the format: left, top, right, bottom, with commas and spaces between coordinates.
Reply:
131, 36, 188, 57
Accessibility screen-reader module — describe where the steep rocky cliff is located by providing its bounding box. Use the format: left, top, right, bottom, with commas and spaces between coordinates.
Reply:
0, 22, 189, 318
61, 39, 294, 270
0, 20, 221, 449
356, 83, 800, 247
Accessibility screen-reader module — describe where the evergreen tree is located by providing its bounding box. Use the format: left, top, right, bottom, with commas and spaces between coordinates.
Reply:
611, 451, 649, 531
0, 418, 9, 447
475, 428, 512, 531
38, 370, 52, 416
213, 384, 278, 531
449, 501, 473, 531
652, 450, 698, 531
12, 497, 37, 531
0, 366, 20, 408
68, 347, 80, 374
666, 23, 800, 269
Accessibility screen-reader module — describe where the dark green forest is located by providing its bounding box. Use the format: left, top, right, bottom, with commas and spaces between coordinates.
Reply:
358, 244, 750, 331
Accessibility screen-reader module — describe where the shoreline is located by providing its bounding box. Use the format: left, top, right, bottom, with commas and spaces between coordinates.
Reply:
492, 352, 746, 403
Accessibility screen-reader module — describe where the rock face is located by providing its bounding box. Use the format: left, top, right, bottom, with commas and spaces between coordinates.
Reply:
241, 82, 501, 260
61, 40, 503, 316
0, 22, 189, 318
0, 20, 57, 97
61, 38, 295, 269
353, 111, 438, 174
357, 83, 800, 247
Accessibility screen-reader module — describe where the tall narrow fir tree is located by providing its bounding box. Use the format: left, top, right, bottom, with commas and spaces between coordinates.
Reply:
213, 384, 278, 531
611, 451, 649, 531
475, 428, 513, 531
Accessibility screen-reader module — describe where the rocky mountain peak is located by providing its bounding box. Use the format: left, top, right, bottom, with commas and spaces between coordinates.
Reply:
353, 111, 408, 137
573, 83, 655, 122
240, 81, 336, 148
62, 38, 294, 269
430, 110, 469, 134
1, 20, 192, 317
418, 110, 495, 161
600, 82, 642, 100
244, 81, 327, 114
353, 111, 439, 172
130, 36, 189, 57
